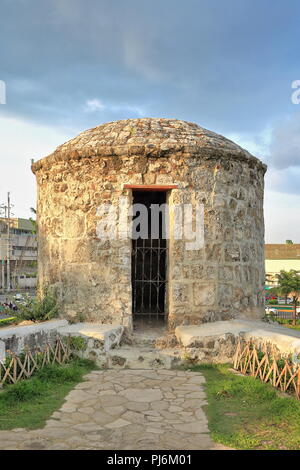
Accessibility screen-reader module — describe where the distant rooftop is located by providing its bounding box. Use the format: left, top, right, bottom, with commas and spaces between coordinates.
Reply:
0, 217, 35, 232
265, 244, 300, 260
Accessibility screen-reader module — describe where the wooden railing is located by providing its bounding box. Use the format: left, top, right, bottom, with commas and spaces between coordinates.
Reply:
233, 340, 300, 398
0, 336, 71, 387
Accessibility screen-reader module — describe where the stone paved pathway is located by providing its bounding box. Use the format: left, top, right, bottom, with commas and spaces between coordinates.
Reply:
0, 369, 223, 450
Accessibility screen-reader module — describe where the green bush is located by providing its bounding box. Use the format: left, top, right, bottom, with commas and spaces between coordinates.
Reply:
15, 291, 58, 322
34, 361, 87, 383
66, 336, 87, 352
2, 378, 47, 404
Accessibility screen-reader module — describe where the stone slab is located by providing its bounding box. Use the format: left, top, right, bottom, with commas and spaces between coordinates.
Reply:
0, 319, 68, 340
176, 319, 300, 355
0, 319, 68, 360
57, 323, 124, 352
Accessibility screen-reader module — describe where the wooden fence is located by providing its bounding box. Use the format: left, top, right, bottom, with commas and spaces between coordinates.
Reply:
233, 340, 300, 399
0, 336, 71, 387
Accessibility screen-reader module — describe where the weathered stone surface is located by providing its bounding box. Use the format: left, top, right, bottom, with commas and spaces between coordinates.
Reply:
32, 118, 266, 328
176, 319, 300, 361
0, 320, 68, 360
0, 369, 231, 450
106, 418, 131, 429
57, 322, 124, 354
119, 387, 163, 402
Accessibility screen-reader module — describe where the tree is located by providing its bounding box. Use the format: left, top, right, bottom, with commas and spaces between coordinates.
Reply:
29, 207, 37, 234
270, 270, 300, 325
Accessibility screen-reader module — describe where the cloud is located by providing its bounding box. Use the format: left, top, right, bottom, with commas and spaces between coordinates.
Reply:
268, 113, 300, 169
0, 115, 72, 218
84, 98, 146, 117
225, 128, 271, 163
264, 190, 300, 243
1, 0, 299, 134
265, 166, 300, 196
84, 99, 106, 112
122, 30, 166, 81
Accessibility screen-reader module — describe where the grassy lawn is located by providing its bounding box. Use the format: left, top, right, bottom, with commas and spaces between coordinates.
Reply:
0, 358, 96, 430
275, 319, 300, 332
192, 364, 300, 450
271, 317, 300, 331
281, 324, 300, 332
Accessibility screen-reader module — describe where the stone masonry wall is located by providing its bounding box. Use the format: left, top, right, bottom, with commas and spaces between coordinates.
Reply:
32, 119, 266, 330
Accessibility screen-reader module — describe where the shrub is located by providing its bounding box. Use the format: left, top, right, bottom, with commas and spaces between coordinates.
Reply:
262, 313, 278, 323
66, 336, 87, 352
34, 362, 85, 383
1, 378, 47, 404
15, 291, 58, 322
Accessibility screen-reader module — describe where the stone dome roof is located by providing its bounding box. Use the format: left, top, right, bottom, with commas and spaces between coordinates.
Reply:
32, 118, 266, 173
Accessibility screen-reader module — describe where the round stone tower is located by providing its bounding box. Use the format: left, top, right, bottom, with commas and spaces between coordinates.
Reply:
32, 118, 267, 329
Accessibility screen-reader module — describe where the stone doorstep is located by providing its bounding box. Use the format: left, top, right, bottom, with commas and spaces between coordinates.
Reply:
106, 346, 181, 370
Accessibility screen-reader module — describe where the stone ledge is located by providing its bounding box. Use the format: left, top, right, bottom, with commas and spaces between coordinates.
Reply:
175, 319, 300, 361
0, 319, 68, 340
57, 323, 124, 352
0, 319, 68, 362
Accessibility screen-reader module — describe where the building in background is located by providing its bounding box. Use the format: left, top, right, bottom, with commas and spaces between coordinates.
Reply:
0, 218, 37, 290
265, 243, 300, 287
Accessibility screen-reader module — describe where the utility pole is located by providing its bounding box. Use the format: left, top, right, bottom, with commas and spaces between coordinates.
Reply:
0, 193, 13, 292
1, 259, 4, 291
0, 204, 6, 292
6, 192, 11, 292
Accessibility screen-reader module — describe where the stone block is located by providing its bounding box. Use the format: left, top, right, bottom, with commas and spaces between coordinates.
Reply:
193, 283, 216, 306
57, 323, 124, 352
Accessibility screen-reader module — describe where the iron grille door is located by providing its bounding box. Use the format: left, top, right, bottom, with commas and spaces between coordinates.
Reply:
132, 237, 167, 319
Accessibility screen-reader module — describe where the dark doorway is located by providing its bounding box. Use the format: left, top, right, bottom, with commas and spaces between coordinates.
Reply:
131, 190, 168, 325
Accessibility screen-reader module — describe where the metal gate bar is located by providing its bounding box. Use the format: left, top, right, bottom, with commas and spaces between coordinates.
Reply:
132, 237, 167, 321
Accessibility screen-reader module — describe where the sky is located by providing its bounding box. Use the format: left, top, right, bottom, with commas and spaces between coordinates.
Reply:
0, 0, 300, 243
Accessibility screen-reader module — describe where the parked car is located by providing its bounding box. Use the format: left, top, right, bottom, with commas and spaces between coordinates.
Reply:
13, 293, 24, 302
265, 306, 277, 315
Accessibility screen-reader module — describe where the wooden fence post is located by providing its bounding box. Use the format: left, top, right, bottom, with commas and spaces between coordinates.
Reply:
297, 367, 300, 399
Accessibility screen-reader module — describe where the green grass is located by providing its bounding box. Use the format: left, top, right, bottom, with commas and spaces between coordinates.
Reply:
275, 318, 300, 331
0, 358, 96, 430
282, 324, 300, 331
191, 363, 300, 450
0, 317, 17, 327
